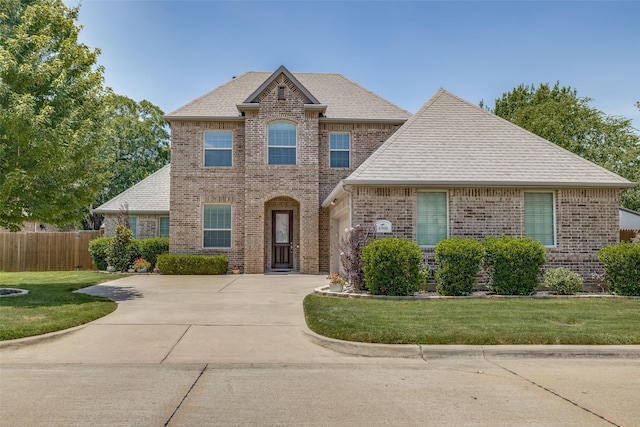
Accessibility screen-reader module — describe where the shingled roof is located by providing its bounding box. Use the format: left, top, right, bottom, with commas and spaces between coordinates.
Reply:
93, 164, 170, 214
342, 89, 635, 188
165, 67, 411, 122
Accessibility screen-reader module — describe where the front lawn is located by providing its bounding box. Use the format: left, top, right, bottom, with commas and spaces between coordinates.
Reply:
0, 272, 119, 340
304, 294, 640, 345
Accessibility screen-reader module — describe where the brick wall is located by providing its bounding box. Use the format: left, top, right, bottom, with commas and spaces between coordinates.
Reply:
103, 214, 163, 239
344, 186, 620, 289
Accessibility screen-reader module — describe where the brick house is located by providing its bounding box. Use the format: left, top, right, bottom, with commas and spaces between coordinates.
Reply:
96, 66, 635, 280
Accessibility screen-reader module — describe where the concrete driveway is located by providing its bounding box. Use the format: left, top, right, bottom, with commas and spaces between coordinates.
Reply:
0, 274, 358, 364
2, 274, 640, 426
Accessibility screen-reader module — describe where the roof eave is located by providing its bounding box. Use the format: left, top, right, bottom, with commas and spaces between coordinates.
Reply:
164, 115, 245, 122
93, 209, 170, 215
321, 180, 347, 208
342, 179, 637, 189
319, 117, 408, 125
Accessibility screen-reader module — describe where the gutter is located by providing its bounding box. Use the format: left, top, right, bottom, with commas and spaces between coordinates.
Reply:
341, 179, 638, 189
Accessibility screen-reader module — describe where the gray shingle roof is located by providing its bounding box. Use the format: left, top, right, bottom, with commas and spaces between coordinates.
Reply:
165, 70, 411, 121
344, 89, 636, 188
93, 164, 170, 214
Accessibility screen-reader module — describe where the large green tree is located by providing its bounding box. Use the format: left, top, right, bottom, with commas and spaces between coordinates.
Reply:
487, 82, 640, 211
0, 0, 110, 231
82, 94, 170, 229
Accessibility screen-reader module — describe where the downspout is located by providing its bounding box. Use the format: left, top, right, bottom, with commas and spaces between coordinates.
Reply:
342, 183, 354, 228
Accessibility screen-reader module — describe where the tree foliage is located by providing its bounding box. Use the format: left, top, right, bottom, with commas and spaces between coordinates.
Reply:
82, 94, 170, 229
0, 0, 110, 230
489, 83, 640, 211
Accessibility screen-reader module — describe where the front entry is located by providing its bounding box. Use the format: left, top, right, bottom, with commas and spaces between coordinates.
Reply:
272, 210, 293, 270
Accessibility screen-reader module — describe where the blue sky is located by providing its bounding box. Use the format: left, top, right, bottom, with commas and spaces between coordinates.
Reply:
66, 0, 640, 124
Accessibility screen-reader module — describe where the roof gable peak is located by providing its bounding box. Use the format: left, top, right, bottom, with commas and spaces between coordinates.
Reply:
243, 65, 320, 104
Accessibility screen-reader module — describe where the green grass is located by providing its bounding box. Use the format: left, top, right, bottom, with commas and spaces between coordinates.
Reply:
303, 294, 640, 345
0, 272, 120, 340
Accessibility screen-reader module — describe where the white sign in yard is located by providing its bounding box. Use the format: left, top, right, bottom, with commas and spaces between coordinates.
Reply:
375, 220, 392, 233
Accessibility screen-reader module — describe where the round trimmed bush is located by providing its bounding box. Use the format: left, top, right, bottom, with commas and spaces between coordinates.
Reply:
88, 236, 113, 271
435, 237, 485, 296
543, 268, 584, 295
362, 238, 422, 296
483, 235, 546, 295
599, 243, 640, 296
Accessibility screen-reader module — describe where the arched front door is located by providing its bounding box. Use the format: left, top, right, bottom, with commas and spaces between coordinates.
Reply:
272, 210, 293, 270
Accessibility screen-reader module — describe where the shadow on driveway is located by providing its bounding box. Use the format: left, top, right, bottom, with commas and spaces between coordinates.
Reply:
76, 285, 143, 302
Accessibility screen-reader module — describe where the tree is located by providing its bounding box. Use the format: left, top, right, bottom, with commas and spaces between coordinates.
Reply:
0, 0, 110, 231
82, 94, 170, 229
488, 83, 640, 211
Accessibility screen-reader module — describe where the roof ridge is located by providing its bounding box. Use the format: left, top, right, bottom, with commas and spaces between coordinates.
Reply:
349, 89, 445, 180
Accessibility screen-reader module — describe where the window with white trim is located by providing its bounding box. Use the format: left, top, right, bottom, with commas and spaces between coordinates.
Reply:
329, 132, 350, 168
203, 204, 231, 248
204, 131, 232, 167
417, 191, 448, 246
524, 192, 555, 246
268, 121, 296, 165
159, 216, 169, 237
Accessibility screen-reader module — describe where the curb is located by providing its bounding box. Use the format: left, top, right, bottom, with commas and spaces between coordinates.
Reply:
303, 328, 640, 359
0, 324, 87, 350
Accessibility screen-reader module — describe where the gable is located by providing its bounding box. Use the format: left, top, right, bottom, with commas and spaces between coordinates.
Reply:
345, 89, 635, 189
243, 65, 320, 105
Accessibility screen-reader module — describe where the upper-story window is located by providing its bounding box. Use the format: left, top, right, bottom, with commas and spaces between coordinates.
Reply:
268, 121, 296, 165
204, 131, 232, 167
329, 132, 350, 168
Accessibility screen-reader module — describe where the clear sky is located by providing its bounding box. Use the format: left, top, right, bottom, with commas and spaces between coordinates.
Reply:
66, 0, 639, 125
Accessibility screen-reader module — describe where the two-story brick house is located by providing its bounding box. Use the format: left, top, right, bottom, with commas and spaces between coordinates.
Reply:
163, 66, 410, 274
96, 66, 635, 282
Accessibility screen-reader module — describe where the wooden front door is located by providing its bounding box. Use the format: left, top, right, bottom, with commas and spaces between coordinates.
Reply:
272, 210, 293, 270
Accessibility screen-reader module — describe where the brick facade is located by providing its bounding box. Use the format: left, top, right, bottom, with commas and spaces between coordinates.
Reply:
337, 186, 620, 288
168, 74, 402, 273
103, 214, 165, 239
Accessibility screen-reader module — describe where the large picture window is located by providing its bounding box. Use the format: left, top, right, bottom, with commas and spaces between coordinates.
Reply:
329, 132, 350, 168
417, 192, 448, 246
203, 204, 231, 248
524, 192, 555, 246
268, 121, 296, 165
204, 131, 232, 167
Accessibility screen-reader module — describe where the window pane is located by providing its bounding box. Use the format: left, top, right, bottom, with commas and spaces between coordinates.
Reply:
159, 216, 169, 237
330, 133, 350, 150
417, 192, 447, 246
268, 147, 296, 165
525, 193, 554, 246
268, 122, 296, 147
205, 150, 232, 166
204, 230, 231, 248
129, 217, 137, 238
204, 205, 231, 229
330, 151, 350, 168
204, 132, 232, 149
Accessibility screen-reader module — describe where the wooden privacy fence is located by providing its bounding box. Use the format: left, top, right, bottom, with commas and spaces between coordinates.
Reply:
620, 229, 638, 242
0, 231, 102, 272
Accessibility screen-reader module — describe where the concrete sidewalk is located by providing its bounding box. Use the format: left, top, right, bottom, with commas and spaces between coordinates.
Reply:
1, 273, 638, 362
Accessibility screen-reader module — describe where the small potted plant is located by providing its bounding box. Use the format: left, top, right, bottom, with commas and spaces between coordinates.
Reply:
327, 272, 345, 292
231, 265, 241, 274
132, 257, 151, 273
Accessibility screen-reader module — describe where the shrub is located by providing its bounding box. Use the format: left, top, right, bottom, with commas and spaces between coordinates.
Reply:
434, 237, 485, 296
483, 235, 546, 295
106, 225, 137, 271
156, 254, 228, 275
139, 237, 170, 269
88, 237, 113, 271
599, 243, 640, 296
543, 268, 584, 295
361, 238, 422, 296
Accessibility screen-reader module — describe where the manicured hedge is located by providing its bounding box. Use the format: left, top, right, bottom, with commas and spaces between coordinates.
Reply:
435, 237, 485, 296
484, 235, 546, 295
89, 235, 169, 271
362, 238, 422, 296
139, 237, 169, 269
599, 242, 640, 296
156, 254, 228, 275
